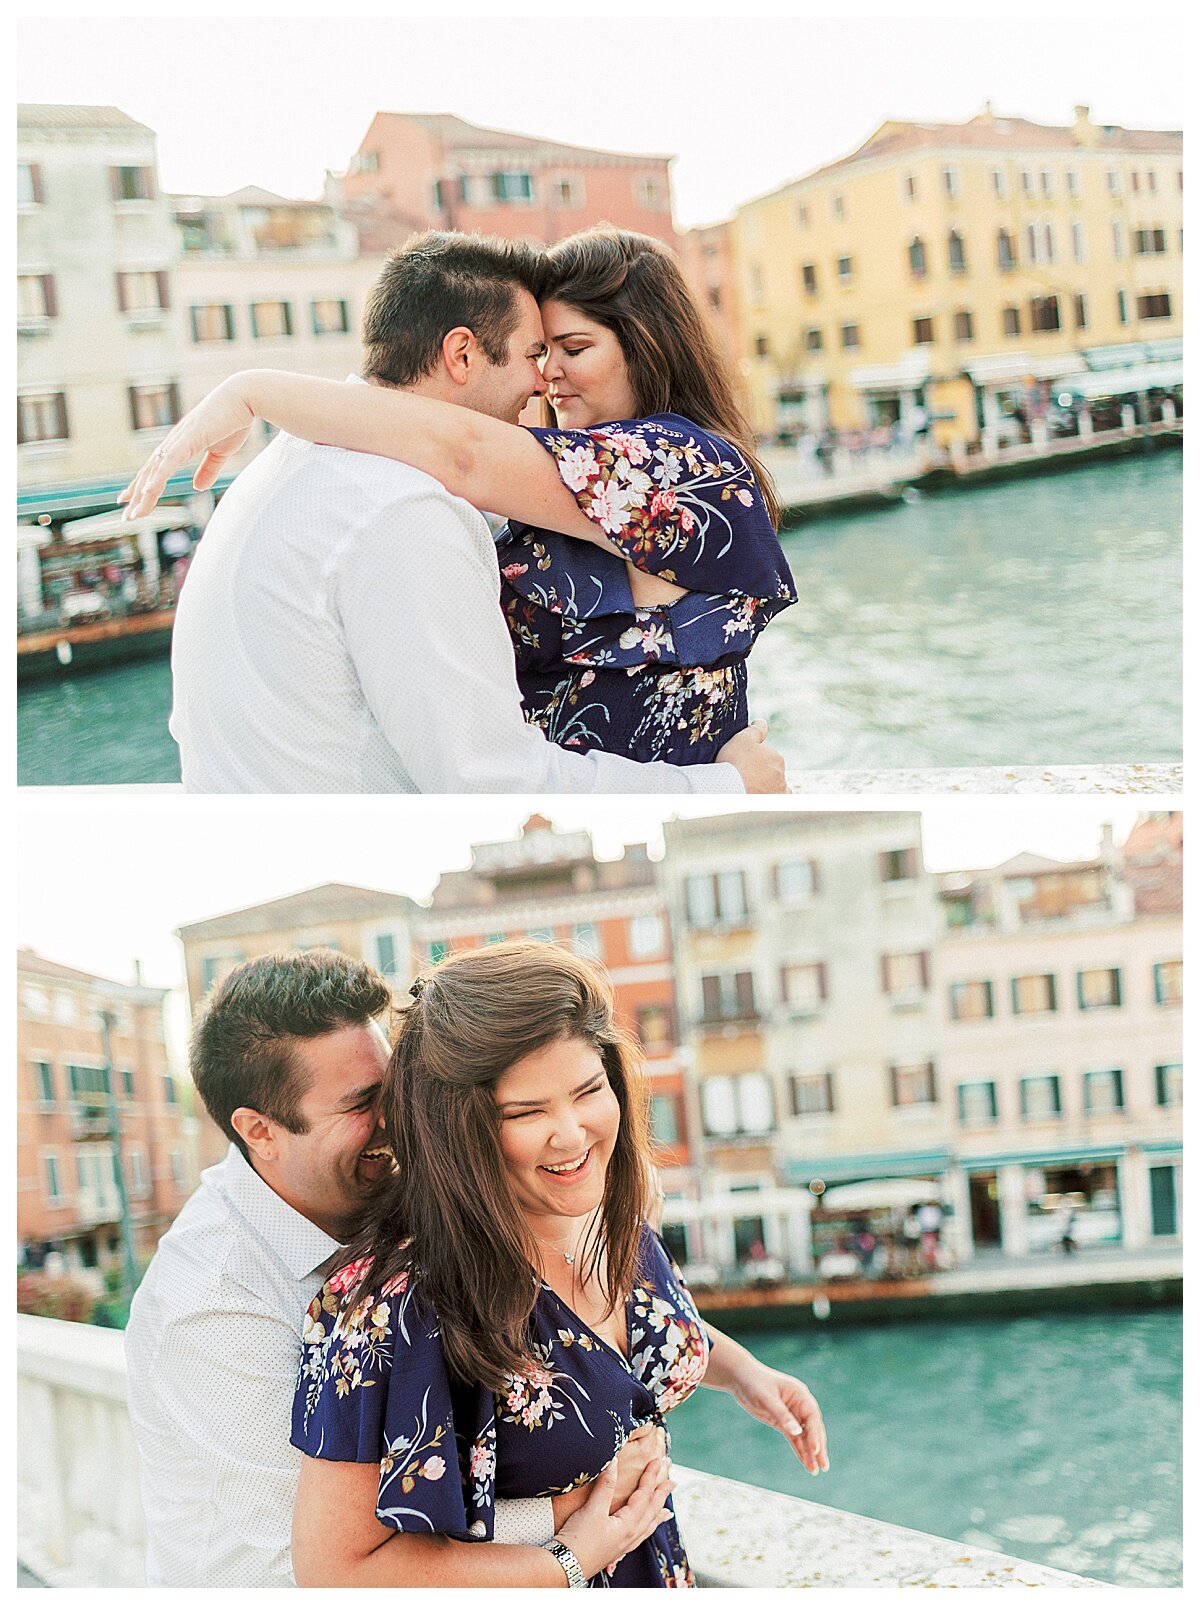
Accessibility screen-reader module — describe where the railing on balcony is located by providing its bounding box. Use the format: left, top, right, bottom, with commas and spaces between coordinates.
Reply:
67, 1104, 112, 1141
17, 1315, 1104, 1588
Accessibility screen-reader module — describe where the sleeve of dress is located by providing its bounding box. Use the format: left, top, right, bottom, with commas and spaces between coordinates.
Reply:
520, 417, 795, 604
291, 1272, 499, 1541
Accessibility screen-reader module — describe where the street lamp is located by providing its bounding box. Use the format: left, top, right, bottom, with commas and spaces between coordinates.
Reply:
97, 1010, 140, 1302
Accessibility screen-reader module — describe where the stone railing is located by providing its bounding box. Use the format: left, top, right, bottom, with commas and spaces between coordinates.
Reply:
18, 1315, 1104, 1588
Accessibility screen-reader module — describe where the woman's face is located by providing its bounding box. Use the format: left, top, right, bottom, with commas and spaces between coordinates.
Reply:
494, 1034, 622, 1230
539, 300, 638, 428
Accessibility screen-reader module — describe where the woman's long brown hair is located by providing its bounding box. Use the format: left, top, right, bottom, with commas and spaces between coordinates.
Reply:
344, 942, 654, 1393
541, 226, 781, 529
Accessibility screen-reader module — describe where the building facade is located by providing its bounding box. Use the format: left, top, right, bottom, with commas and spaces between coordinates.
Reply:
731, 105, 1183, 445
339, 112, 677, 250
936, 824, 1182, 1259
17, 950, 191, 1274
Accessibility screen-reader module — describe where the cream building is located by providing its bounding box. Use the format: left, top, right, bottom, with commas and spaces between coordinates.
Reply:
731, 105, 1183, 446
936, 831, 1182, 1261
660, 810, 945, 1273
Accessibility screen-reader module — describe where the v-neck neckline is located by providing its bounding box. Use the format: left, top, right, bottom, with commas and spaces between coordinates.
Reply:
539, 1277, 635, 1373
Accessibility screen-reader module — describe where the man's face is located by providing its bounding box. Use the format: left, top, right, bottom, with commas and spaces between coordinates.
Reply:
465, 288, 549, 424
258, 1022, 392, 1241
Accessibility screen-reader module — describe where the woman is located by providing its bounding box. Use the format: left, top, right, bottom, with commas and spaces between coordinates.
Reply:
289, 943, 828, 1588
120, 228, 796, 767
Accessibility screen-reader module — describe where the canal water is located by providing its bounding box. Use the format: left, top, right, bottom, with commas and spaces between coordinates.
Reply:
18, 453, 1181, 785
668, 1308, 1181, 1587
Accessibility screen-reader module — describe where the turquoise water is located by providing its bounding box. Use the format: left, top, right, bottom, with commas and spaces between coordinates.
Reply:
17, 453, 1181, 784
668, 1309, 1182, 1586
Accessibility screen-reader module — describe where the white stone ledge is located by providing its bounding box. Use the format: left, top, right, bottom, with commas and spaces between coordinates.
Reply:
671, 1465, 1107, 1588
785, 764, 1181, 795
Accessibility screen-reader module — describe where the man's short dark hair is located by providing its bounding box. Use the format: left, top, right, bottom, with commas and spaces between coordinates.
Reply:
190, 949, 392, 1162
361, 229, 547, 387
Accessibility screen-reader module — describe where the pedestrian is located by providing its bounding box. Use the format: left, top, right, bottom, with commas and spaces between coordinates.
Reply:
1060, 1206, 1078, 1255
901, 1207, 922, 1275
917, 1199, 943, 1270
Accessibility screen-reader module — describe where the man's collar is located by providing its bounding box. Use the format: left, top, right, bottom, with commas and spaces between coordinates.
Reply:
221, 1144, 344, 1280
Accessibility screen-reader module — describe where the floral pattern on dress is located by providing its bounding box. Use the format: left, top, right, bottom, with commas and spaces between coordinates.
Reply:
291, 1228, 708, 1588
495, 414, 796, 765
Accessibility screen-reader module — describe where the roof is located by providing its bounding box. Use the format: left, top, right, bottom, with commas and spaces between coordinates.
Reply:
1121, 812, 1183, 917
18, 103, 154, 136
992, 851, 1100, 878
17, 947, 168, 1000
367, 110, 671, 167
177, 881, 415, 940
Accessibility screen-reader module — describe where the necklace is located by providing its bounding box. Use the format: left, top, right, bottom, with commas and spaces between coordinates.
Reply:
532, 1232, 577, 1266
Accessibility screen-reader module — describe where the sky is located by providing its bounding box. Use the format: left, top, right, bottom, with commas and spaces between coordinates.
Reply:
15, 11, 1186, 228
17, 796, 1143, 997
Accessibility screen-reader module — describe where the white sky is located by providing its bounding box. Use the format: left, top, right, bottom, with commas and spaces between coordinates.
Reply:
17, 796, 1142, 996
15, 10, 1186, 228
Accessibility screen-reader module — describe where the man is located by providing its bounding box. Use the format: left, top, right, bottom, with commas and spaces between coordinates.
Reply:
164, 231, 783, 795
126, 950, 658, 1585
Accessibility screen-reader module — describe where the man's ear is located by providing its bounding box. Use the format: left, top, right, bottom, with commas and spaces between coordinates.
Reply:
231, 1106, 276, 1164
440, 325, 476, 388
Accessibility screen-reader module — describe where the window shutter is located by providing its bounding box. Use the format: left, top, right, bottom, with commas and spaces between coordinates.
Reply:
30, 163, 44, 203
809, 858, 821, 894
927, 1062, 939, 1103
919, 951, 930, 989
880, 954, 891, 993
128, 387, 141, 431
109, 166, 123, 202
817, 961, 829, 1001
156, 270, 170, 310
1113, 969, 1123, 1007
735, 971, 756, 1016
142, 166, 156, 201
1114, 1069, 1125, 1110
167, 383, 181, 424
41, 275, 57, 318
779, 964, 790, 1004
701, 975, 720, 1019
825, 1071, 836, 1113
888, 1065, 899, 1107
115, 272, 128, 312
54, 393, 69, 440
17, 400, 27, 446
788, 1076, 799, 1117
770, 863, 779, 897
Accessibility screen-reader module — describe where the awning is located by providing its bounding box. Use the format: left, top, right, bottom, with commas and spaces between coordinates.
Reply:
17, 469, 236, 521
848, 352, 932, 391
782, 1149, 950, 1186
61, 508, 194, 542
957, 1144, 1124, 1171
964, 353, 1033, 384
1080, 339, 1181, 371
818, 1177, 943, 1211
661, 1187, 815, 1225
1067, 360, 1183, 399
1026, 352, 1088, 382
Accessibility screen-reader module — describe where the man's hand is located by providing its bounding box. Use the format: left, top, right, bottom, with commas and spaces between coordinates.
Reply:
551, 1424, 666, 1526
716, 719, 788, 794
555, 1449, 674, 1580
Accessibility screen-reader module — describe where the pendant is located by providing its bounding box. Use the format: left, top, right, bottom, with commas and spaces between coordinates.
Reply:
563, 1251, 575, 1265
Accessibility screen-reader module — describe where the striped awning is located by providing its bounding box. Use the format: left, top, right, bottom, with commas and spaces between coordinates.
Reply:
782, 1149, 950, 1186
17, 469, 236, 521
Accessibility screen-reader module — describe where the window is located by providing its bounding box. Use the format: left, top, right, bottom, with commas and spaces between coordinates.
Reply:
991, 168, 1008, 199
68, 1062, 109, 1099
552, 176, 581, 208
23, 986, 50, 1017
997, 229, 1017, 271
912, 317, 934, 345
1083, 1068, 1125, 1114
32, 1059, 55, 1104
1066, 169, 1080, 199
1153, 959, 1182, 1005
948, 230, 967, 274
836, 255, 853, 284
748, 266, 764, 304
190, 303, 234, 342
1112, 220, 1125, 259
1137, 292, 1172, 320
354, 151, 379, 174
1077, 967, 1122, 1010
949, 980, 994, 1021
1131, 171, 1140, 193
700, 971, 757, 1022
754, 334, 770, 359
1043, 223, 1055, 262
1107, 169, 1121, 197
483, 932, 507, 946
1155, 1063, 1182, 1108
636, 1004, 673, 1048
649, 1094, 680, 1146
908, 237, 927, 277
18, 162, 44, 204
110, 165, 154, 202
1025, 223, 1039, 263
882, 951, 930, 995
774, 858, 818, 900
790, 1072, 834, 1115
1150, 1164, 1178, 1236
801, 263, 817, 296
797, 202, 809, 227
115, 270, 169, 313
44, 1153, 63, 1202
55, 993, 77, 1025
1117, 288, 1129, 325
831, 193, 844, 220
943, 166, 959, 198
128, 383, 181, 432
1074, 293, 1089, 329
17, 392, 69, 444
1021, 169, 1034, 197
1040, 169, 1053, 198
170, 1148, 186, 1189
1012, 973, 1057, 1015
780, 961, 827, 1012
311, 298, 349, 335
957, 1081, 998, 1124
1072, 221, 1086, 262
880, 846, 918, 883
18, 274, 57, 320
840, 323, 860, 350
627, 912, 665, 959
805, 327, 823, 353
685, 871, 747, 927
525, 927, 556, 944
1133, 228, 1167, 255
491, 171, 534, 202
374, 933, 398, 977
163, 1074, 178, 1107
1030, 295, 1061, 333
129, 1147, 149, 1197
1147, 169, 1157, 193
701, 1072, 774, 1136
953, 309, 974, 342
637, 177, 663, 208
571, 922, 602, 959
250, 301, 293, 339
427, 940, 450, 964
890, 1062, 937, 1107
1020, 1074, 1062, 1118
904, 173, 918, 201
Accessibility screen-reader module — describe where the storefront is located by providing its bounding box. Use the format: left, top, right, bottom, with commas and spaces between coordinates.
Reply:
845, 353, 932, 437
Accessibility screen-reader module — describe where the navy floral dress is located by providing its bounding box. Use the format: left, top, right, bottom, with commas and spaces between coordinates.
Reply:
292, 1227, 709, 1587
496, 415, 796, 763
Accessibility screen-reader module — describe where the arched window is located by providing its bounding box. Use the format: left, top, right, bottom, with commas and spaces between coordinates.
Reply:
996, 228, 1017, 271
948, 230, 967, 274
907, 236, 927, 276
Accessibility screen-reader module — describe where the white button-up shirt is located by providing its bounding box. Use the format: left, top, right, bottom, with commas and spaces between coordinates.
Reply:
125, 1146, 551, 1587
169, 389, 743, 795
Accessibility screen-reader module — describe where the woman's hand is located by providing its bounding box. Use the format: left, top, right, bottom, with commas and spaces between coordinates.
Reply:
551, 1423, 665, 1525
555, 1448, 674, 1580
119, 376, 257, 519
730, 1360, 829, 1476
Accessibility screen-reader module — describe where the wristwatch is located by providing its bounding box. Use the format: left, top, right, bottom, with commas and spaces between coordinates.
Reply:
541, 1537, 589, 1588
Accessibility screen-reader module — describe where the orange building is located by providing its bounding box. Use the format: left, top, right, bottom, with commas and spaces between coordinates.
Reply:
677, 219, 743, 366
418, 816, 692, 1184
339, 112, 677, 251
17, 949, 191, 1274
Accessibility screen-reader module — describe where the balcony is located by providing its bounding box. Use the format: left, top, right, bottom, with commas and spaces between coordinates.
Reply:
16, 1314, 1102, 1588
694, 1010, 763, 1036
68, 1105, 112, 1141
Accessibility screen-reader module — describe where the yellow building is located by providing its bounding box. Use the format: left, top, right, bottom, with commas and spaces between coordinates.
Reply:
732, 105, 1183, 447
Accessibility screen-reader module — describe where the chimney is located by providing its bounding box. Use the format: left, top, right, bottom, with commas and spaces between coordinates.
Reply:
1071, 104, 1099, 148
134, 957, 144, 986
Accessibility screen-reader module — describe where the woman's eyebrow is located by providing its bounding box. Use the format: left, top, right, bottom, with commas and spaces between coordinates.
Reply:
498, 1073, 603, 1108
548, 332, 593, 344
